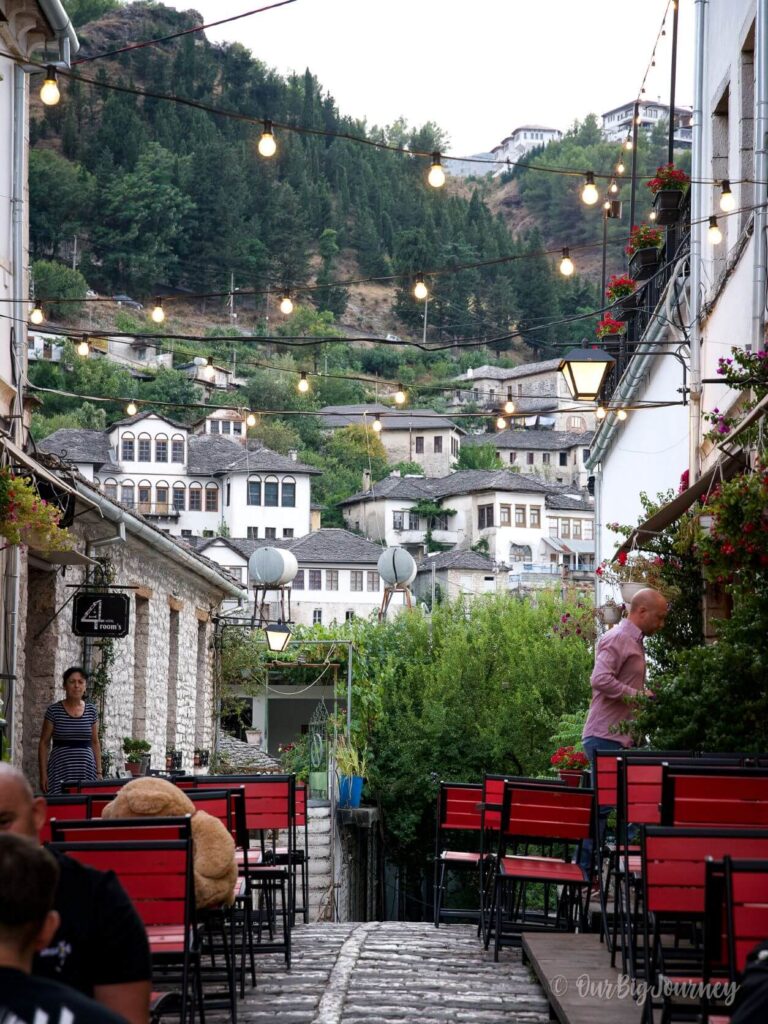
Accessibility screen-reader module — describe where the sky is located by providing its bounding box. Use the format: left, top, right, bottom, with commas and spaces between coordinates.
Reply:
163, 0, 694, 156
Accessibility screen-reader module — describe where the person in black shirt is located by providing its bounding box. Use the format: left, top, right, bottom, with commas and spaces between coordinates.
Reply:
0, 765, 151, 1024
0, 831, 127, 1024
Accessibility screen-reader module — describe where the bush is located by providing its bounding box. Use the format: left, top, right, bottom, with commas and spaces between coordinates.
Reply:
31, 260, 88, 320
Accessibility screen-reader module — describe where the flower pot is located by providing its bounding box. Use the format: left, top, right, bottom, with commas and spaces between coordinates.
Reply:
601, 602, 622, 625
245, 728, 263, 747
338, 775, 364, 808
652, 188, 685, 225
614, 290, 643, 320
558, 769, 586, 788
628, 246, 661, 281
125, 761, 142, 777
620, 581, 647, 603
309, 770, 327, 799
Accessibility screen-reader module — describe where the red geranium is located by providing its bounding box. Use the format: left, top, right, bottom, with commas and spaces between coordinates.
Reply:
550, 745, 589, 770
646, 163, 690, 195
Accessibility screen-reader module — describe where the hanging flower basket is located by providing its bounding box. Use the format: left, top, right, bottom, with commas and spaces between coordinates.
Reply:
620, 581, 647, 603
652, 188, 685, 225
0, 468, 73, 552
600, 600, 623, 625
629, 245, 661, 281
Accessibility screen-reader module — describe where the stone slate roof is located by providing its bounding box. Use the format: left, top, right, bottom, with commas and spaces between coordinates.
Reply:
337, 475, 435, 507
181, 436, 321, 475
225, 442, 320, 476
196, 529, 383, 566
545, 493, 594, 512
38, 429, 116, 466
318, 404, 462, 432
215, 733, 283, 774
454, 358, 561, 383
339, 469, 553, 507
417, 549, 494, 573
464, 428, 594, 451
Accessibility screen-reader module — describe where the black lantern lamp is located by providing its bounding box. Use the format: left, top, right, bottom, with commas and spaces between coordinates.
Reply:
264, 621, 291, 653
559, 345, 616, 402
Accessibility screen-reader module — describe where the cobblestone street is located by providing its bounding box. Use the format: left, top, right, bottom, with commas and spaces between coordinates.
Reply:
224, 922, 550, 1024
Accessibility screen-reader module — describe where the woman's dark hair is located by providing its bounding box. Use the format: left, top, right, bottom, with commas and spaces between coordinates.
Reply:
63, 665, 88, 686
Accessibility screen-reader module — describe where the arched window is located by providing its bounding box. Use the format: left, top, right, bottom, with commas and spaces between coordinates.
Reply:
171, 435, 185, 463
189, 482, 203, 512
281, 476, 296, 507
172, 483, 186, 512
155, 433, 168, 463
205, 483, 219, 513
137, 433, 151, 462
138, 480, 152, 513
156, 480, 170, 513
121, 432, 135, 462
264, 476, 279, 507
104, 478, 118, 500
121, 481, 135, 508
247, 475, 261, 506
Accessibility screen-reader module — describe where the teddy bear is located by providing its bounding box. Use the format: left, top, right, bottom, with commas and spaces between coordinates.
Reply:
101, 776, 237, 908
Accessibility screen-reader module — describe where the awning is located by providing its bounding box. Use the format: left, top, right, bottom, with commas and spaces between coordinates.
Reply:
616, 450, 748, 557
542, 536, 595, 556
0, 435, 101, 513
28, 549, 102, 569
542, 536, 569, 554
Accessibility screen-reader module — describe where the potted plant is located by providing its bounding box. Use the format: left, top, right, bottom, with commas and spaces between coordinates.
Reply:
165, 747, 182, 772
0, 468, 74, 553
278, 736, 310, 782
626, 223, 664, 280
596, 314, 626, 340
550, 745, 589, 787
596, 551, 680, 603
606, 274, 641, 319
193, 748, 210, 769
599, 599, 623, 626
646, 163, 690, 225
334, 735, 368, 809
123, 737, 151, 776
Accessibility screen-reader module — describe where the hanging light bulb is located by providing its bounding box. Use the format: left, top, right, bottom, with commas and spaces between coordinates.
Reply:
496, 416, 507, 431
246, 412, 257, 428
603, 199, 612, 212
616, 159, 626, 175
559, 247, 574, 277
394, 384, 406, 405
427, 152, 446, 188
30, 303, 44, 325
76, 338, 90, 357
503, 390, 515, 415
40, 66, 61, 106
708, 215, 723, 245
150, 300, 165, 324
624, 138, 633, 151
596, 405, 607, 420
297, 371, 309, 394
617, 408, 628, 421
279, 292, 294, 315
719, 179, 735, 212
126, 401, 138, 416
649, 209, 658, 221
609, 178, 619, 194
258, 119, 277, 157
203, 358, 216, 380
372, 416, 382, 433
413, 274, 429, 301
581, 172, 599, 205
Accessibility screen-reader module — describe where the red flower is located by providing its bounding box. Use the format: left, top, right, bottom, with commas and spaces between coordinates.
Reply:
617, 550, 628, 566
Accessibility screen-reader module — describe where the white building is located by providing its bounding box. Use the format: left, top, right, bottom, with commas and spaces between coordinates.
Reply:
38, 411, 320, 540
463, 428, 594, 488
90, 334, 173, 373
589, 0, 766, 596
318, 404, 463, 477
451, 359, 596, 433
601, 99, 693, 146
491, 125, 563, 173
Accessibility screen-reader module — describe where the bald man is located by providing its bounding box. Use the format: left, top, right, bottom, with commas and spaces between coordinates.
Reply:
0, 765, 151, 1024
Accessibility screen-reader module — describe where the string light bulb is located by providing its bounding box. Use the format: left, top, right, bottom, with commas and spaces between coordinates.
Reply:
394, 384, 406, 405
150, 300, 165, 324
616, 159, 626, 175
617, 409, 628, 421
413, 274, 428, 301
246, 412, 257, 427
581, 172, 599, 205
30, 304, 44, 325
427, 152, 446, 188
503, 391, 515, 415
76, 339, 90, 357
609, 178, 619, 194
649, 209, 658, 222
596, 405, 607, 420
496, 416, 507, 431
708, 215, 723, 245
279, 293, 294, 315
624, 138, 633, 151
297, 371, 309, 394
40, 66, 61, 106
372, 416, 382, 433
559, 247, 574, 277
258, 119, 277, 157
126, 401, 138, 416
719, 179, 735, 212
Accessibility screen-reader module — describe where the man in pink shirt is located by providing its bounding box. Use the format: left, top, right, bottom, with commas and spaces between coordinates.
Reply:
579, 588, 668, 870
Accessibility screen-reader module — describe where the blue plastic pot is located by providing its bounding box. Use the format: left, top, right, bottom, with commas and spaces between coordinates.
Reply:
338, 775, 364, 809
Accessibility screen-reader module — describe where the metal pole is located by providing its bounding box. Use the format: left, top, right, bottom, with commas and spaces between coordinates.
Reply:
668, 0, 680, 166
628, 100, 641, 236
422, 296, 429, 345
346, 643, 353, 741
601, 207, 609, 302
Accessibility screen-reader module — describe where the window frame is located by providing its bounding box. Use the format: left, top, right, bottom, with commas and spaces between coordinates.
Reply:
281, 476, 296, 508
205, 483, 219, 513
264, 475, 279, 508
121, 433, 135, 462
247, 475, 262, 506
308, 569, 322, 590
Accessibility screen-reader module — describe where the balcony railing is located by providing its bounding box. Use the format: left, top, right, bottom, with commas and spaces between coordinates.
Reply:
119, 500, 181, 518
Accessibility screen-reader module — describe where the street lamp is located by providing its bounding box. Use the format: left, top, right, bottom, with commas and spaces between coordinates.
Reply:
559, 346, 615, 402
264, 621, 291, 652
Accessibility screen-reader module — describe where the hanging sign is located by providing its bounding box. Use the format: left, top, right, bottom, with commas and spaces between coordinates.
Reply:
72, 592, 130, 638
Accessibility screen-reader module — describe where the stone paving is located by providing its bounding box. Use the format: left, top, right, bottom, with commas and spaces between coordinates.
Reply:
221, 922, 550, 1024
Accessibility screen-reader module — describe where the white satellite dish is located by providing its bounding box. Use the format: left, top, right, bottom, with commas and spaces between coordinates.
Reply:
248, 547, 298, 587
377, 547, 417, 587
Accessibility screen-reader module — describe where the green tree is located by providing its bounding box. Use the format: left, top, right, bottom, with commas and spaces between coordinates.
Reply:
456, 443, 503, 470
314, 228, 349, 316
31, 261, 88, 320
62, 0, 120, 28
30, 402, 107, 440
29, 151, 95, 260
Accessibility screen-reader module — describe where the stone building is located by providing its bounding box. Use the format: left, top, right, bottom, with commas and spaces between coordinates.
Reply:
463, 427, 594, 488
414, 549, 498, 604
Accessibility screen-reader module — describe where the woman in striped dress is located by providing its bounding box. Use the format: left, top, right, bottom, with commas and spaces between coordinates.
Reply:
38, 666, 102, 794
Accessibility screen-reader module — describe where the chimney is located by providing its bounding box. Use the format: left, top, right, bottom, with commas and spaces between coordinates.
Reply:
362, 469, 372, 491
288, 449, 298, 462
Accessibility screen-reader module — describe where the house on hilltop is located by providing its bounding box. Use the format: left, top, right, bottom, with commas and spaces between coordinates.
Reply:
463, 427, 594, 488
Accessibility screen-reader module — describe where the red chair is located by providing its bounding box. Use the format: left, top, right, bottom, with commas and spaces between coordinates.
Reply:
661, 766, 768, 828
488, 780, 594, 961
41, 794, 91, 844
64, 779, 131, 817
49, 839, 202, 1024
50, 816, 192, 844
273, 780, 309, 925
433, 781, 484, 927
640, 827, 768, 1024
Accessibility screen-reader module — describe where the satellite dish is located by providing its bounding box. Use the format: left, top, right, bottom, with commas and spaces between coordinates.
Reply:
248, 547, 298, 587
377, 547, 417, 587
